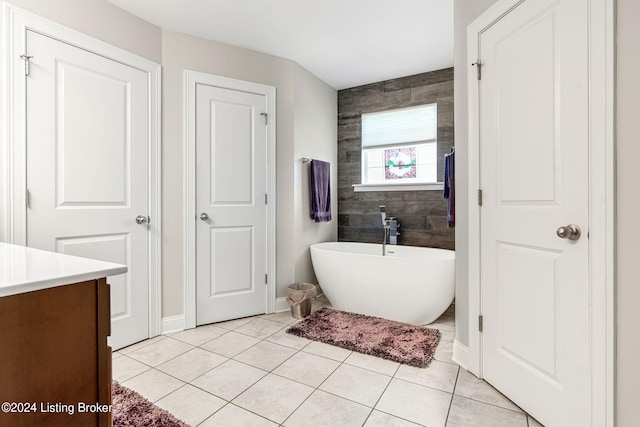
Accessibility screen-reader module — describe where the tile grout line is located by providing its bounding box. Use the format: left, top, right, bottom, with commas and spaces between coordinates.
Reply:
265, 331, 344, 426
443, 365, 461, 425
191, 315, 324, 426
195, 401, 276, 427
159, 321, 298, 426
359, 361, 403, 426
451, 393, 528, 417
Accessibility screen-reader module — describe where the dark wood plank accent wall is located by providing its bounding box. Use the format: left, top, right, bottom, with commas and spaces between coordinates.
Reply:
338, 68, 455, 249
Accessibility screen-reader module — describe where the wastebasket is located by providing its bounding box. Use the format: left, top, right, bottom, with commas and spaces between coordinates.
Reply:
286, 283, 317, 319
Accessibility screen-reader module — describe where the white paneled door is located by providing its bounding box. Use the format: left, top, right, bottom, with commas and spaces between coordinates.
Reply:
478, 0, 590, 425
25, 30, 150, 350
196, 84, 268, 325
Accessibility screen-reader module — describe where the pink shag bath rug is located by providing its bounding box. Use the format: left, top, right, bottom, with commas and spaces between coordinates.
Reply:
286, 307, 441, 368
112, 381, 190, 427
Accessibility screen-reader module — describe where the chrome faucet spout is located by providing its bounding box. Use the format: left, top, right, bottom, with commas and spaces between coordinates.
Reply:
382, 227, 389, 256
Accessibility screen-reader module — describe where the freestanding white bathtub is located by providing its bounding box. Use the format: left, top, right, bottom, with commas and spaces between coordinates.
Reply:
310, 242, 454, 325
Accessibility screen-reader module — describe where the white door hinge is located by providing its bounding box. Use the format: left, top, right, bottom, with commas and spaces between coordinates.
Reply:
26, 189, 31, 208
478, 189, 483, 206
472, 60, 482, 80
20, 54, 33, 76
479, 315, 483, 332
265, 193, 268, 205
265, 274, 268, 284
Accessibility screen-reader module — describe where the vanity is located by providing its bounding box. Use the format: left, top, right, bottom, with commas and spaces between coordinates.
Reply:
0, 243, 126, 427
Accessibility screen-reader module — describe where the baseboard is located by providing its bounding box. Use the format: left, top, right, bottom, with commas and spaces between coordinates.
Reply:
452, 339, 470, 370
275, 297, 290, 313
275, 292, 325, 314
162, 314, 185, 334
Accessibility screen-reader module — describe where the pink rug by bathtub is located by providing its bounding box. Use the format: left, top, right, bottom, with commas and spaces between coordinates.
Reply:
112, 381, 190, 427
286, 307, 441, 368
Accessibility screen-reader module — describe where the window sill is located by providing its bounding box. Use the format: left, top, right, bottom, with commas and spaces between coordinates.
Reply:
352, 182, 444, 192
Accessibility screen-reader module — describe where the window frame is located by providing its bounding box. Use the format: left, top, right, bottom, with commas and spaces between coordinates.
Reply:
357, 103, 440, 191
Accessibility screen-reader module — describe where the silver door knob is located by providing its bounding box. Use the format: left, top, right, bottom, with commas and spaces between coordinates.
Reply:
135, 215, 149, 224
200, 213, 209, 221
556, 224, 581, 240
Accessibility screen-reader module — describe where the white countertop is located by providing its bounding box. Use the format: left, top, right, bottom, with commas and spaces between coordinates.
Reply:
0, 243, 127, 297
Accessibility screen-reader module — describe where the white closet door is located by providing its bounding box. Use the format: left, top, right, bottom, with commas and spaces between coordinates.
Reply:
195, 83, 268, 325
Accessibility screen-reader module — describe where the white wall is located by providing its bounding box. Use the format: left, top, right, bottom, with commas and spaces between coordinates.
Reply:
293, 66, 338, 285
0, 2, 337, 319
161, 30, 337, 316
615, 0, 640, 423
452, 0, 499, 347
1, 0, 161, 63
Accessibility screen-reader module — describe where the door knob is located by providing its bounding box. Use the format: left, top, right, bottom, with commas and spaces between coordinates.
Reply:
135, 215, 149, 224
556, 224, 581, 240
200, 213, 209, 221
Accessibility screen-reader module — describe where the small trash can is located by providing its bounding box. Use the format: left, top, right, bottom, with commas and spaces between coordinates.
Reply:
286, 283, 317, 319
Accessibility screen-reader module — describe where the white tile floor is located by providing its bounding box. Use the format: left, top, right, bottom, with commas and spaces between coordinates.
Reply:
113, 298, 544, 427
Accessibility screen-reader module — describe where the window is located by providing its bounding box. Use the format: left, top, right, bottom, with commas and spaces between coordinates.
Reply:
360, 104, 437, 186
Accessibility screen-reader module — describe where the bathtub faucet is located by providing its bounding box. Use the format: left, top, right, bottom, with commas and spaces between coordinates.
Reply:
379, 206, 400, 255
380, 205, 389, 255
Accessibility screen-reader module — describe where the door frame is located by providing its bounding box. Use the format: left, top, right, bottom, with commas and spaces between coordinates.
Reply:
183, 70, 277, 329
1, 4, 163, 338
467, 0, 615, 425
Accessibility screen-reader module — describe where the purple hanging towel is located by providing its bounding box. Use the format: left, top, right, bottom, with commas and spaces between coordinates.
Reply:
309, 160, 331, 223
443, 151, 455, 228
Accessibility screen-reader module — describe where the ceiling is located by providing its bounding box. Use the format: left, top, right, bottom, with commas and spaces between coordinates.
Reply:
106, 0, 453, 90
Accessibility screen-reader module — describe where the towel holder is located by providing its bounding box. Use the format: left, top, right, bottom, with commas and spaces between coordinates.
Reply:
301, 158, 311, 163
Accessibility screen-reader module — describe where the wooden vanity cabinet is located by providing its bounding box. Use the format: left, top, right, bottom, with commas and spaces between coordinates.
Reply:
0, 278, 112, 427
